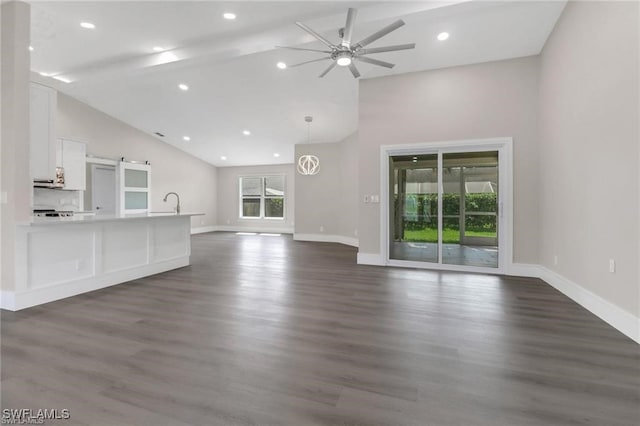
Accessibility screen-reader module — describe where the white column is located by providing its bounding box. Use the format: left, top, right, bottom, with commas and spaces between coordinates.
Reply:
1, 1, 31, 291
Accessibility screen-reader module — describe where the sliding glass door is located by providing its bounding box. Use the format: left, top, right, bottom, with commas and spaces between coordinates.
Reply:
389, 154, 439, 263
389, 150, 500, 270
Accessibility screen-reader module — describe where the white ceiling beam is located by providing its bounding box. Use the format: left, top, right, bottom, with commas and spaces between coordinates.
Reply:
54, 1, 471, 84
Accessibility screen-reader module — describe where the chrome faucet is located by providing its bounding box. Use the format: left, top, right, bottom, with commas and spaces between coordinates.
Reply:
163, 192, 180, 214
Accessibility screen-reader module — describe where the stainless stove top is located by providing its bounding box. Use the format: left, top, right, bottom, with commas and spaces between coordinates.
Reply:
33, 209, 74, 217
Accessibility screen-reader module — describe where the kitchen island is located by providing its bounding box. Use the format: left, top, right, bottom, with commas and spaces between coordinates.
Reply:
3, 212, 203, 310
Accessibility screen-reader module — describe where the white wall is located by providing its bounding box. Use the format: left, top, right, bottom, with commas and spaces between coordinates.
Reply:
1, 1, 31, 291
216, 164, 295, 233
358, 56, 540, 263
294, 132, 358, 245
56, 93, 217, 230
538, 1, 639, 316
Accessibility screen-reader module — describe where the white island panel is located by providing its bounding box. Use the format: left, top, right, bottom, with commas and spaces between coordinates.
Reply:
5, 213, 203, 311
28, 227, 95, 288
152, 218, 190, 262
103, 221, 149, 273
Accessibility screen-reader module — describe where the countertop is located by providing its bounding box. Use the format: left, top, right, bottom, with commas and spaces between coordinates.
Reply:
20, 211, 204, 226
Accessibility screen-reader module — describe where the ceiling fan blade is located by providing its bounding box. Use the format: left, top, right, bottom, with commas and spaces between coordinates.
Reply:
295, 22, 336, 49
289, 56, 332, 68
354, 19, 405, 49
319, 62, 337, 78
359, 43, 416, 55
348, 63, 361, 78
342, 8, 357, 46
357, 56, 395, 69
276, 46, 333, 54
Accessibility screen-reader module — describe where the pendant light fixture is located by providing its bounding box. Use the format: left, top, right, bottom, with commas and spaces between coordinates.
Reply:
297, 116, 320, 175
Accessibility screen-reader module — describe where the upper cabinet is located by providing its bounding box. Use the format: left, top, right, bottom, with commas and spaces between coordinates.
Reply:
30, 82, 87, 191
29, 82, 57, 181
57, 139, 86, 191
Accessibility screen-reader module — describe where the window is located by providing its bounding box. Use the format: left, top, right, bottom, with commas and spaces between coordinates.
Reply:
240, 176, 285, 219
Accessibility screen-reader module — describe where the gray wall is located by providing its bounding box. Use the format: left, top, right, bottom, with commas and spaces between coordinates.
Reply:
358, 56, 540, 262
216, 164, 295, 233
339, 132, 359, 240
294, 132, 358, 242
538, 1, 639, 315
56, 93, 218, 229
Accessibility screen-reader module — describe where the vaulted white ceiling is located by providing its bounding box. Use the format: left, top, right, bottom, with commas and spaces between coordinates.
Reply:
29, 1, 566, 167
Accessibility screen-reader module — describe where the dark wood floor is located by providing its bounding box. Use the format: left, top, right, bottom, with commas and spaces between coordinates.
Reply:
2, 232, 639, 425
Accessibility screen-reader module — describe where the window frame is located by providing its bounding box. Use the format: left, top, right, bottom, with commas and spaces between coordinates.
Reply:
239, 175, 285, 220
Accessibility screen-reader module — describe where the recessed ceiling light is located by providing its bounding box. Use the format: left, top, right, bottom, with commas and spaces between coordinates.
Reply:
178, 83, 189, 91
274, 153, 280, 158
223, 12, 236, 20
221, 156, 227, 160
437, 32, 449, 41
152, 46, 165, 52
276, 62, 287, 69
80, 22, 96, 29
183, 136, 191, 141
29, 45, 34, 52
242, 130, 251, 136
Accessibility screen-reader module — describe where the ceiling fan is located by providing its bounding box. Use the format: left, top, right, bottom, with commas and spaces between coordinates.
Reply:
277, 8, 416, 78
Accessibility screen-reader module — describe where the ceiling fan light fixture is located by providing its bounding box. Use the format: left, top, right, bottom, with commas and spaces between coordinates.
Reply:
336, 52, 352, 67
278, 8, 415, 79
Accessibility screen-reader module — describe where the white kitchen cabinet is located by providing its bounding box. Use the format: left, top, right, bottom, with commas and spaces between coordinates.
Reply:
56, 139, 87, 190
29, 83, 57, 181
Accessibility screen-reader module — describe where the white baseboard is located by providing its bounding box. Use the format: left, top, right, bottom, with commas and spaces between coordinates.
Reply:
1, 257, 189, 311
538, 266, 639, 344
0, 291, 16, 311
216, 225, 293, 234
507, 262, 542, 278
294, 233, 359, 247
191, 226, 217, 235
356, 252, 385, 266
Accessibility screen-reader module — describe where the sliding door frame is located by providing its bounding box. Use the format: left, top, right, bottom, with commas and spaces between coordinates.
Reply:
380, 137, 513, 274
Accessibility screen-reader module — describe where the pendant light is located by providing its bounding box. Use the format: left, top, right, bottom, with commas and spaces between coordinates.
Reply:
297, 116, 320, 175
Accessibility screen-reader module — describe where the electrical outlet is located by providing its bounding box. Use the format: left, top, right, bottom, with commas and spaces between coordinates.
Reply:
354, 229, 358, 237
200, 220, 204, 225
320, 225, 324, 232
226, 219, 230, 224
553, 255, 558, 266
0, 191, 7, 204
363, 195, 370, 203
609, 259, 615, 273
